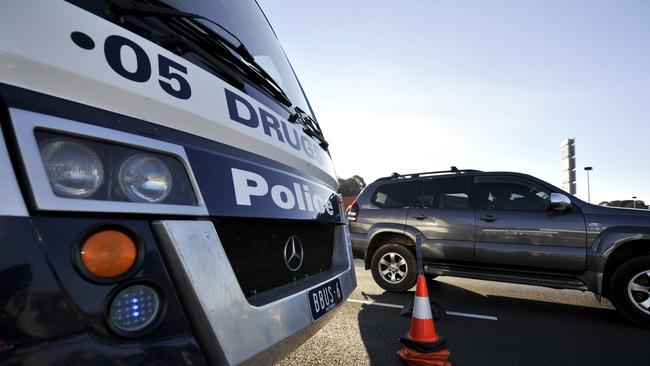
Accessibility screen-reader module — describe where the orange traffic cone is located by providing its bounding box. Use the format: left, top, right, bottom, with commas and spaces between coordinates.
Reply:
397, 274, 451, 366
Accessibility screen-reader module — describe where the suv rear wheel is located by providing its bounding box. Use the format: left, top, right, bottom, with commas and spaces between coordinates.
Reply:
609, 255, 650, 328
371, 244, 417, 292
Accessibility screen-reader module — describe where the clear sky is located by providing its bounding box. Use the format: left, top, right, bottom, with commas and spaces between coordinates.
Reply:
258, 0, 650, 204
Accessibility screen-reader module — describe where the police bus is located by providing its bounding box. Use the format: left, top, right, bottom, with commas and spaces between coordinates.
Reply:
0, 1, 355, 364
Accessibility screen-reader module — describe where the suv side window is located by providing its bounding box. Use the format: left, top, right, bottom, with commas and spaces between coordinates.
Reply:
476, 180, 550, 211
418, 177, 472, 209
370, 181, 413, 208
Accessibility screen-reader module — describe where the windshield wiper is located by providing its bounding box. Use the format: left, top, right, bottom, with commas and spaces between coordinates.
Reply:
107, 0, 292, 107
108, 1, 329, 150
289, 107, 329, 150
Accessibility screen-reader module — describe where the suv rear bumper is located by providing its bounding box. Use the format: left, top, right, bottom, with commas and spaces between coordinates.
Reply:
153, 220, 356, 365
350, 232, 370, 260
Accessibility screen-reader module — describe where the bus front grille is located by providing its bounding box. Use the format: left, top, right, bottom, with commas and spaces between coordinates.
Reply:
212, 218, 335, 298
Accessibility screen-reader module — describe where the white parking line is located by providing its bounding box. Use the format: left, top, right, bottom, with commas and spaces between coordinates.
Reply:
346, 298, 498, 321
445, 311, 498, 321
347, 298, 404, 309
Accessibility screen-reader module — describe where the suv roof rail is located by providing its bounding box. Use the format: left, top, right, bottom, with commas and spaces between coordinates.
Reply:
378, 166, 482, 181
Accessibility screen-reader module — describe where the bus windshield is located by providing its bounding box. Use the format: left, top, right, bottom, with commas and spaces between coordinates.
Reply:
157, 0, 312, 116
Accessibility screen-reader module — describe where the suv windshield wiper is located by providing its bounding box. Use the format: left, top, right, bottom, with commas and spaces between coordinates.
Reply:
108, 0, 292, 107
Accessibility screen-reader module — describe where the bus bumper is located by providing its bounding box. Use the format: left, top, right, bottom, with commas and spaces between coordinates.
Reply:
153, 220, 356, 366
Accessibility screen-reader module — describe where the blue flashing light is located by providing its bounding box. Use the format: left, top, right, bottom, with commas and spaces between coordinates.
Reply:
109, 284, 160, 333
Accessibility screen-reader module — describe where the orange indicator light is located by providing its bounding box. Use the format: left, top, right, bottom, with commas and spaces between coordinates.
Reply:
81, 230, 137, 278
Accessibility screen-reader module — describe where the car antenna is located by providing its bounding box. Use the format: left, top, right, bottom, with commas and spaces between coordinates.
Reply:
450, 166, 460, 173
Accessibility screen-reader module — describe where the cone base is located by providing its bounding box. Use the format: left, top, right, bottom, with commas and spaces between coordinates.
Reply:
399, 334, 447, 353
397, 345, 452, 366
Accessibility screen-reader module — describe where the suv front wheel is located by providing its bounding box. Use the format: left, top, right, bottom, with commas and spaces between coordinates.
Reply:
609, 255, 650, 328
371, 244, 417, 292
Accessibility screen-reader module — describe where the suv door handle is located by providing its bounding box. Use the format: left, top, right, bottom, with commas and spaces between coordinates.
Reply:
479, 214, 498, 222
412, 213, 428, 220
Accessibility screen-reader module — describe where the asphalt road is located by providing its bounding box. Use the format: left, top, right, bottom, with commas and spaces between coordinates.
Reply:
274, 260, 650, 366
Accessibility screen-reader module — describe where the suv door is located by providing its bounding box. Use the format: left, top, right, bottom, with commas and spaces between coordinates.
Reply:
407, 176, 475, 263
474, 176, 586, 272
363, 180, 415, 232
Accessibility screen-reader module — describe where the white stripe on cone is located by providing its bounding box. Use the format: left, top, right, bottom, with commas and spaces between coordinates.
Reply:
413, 295, 433, 320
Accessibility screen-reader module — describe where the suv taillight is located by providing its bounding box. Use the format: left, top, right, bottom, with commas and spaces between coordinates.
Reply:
346, 201, 359, 222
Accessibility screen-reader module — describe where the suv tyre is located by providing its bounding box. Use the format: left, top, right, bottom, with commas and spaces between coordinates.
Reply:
371, 244, 417, 292
609, 255, 650, 328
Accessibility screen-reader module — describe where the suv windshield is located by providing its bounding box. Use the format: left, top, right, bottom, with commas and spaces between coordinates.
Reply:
71, 0, 313, 118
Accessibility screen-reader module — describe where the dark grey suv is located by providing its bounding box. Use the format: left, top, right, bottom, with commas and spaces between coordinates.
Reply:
348, 168, 650, 327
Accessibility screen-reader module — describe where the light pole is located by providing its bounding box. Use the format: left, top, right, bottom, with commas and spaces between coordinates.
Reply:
584, 167, 593, 203
633, 196, 637, 209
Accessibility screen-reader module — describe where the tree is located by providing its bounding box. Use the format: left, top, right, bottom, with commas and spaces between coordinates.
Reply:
337, 175, 366, 197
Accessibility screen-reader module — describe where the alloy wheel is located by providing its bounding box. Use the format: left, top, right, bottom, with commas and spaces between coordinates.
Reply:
378, 252, 408, 284
627, 270, 650, 315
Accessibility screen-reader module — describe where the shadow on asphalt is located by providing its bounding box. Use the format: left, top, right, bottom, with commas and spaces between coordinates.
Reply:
356, 290, 411, 366
357, 280, 650, 366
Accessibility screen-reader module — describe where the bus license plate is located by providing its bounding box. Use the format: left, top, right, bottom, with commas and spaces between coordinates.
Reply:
308, 278, 343, 322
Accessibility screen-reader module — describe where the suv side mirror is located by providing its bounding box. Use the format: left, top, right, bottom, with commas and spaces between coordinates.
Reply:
549, 193, 572, 211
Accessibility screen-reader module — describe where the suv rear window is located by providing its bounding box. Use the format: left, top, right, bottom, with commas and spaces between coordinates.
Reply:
419, 177, 472, 209
370, 182, 413, 208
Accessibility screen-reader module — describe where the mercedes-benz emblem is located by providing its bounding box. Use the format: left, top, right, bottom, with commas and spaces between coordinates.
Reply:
283, 235, 304, 272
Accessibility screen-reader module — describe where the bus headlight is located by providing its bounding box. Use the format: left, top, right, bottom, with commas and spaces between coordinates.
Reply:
119, 155, 172, 203
34, 130, 199, 208
39, 139, 104, 198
